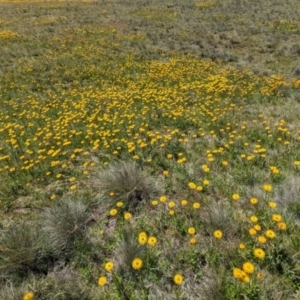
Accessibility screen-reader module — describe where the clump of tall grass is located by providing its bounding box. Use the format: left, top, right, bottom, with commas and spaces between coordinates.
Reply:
43, 198, 90, 257
0, 222, 45, 281
92, 161, 162, 209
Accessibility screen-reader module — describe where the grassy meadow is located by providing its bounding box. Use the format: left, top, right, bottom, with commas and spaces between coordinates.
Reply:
0, 0, 300, 299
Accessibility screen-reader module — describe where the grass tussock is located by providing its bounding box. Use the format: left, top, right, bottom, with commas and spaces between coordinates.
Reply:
43, 198, 90, 257
92, 161, 162, 209
0, 222, 45, 281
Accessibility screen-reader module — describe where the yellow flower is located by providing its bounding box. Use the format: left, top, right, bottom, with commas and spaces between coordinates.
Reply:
151, 200, 158, 206
250, 197, 258, 205
132, 258, 143, 270
222, 160, 228, 166
254, 224, 261, 231
249, 228, 257, 236
277, 222, 287, 230
124, 212, 132, 220
268, 201, 277, 208
116, 201, 123, 207
203, 179, 210, 186
190, 237, 196, 244
50, 194, 56, 200
188, 182, 197, 189
254, 248, 265, 260
265, 230, 276, 239
294, 160, 300, 166
173, 273, 184, 285
193, 202, 200, 209
163, 170, 169, 175
105, 261, 114, 272
263, 184, 272, 192
169, 209, 175, 215
181, 199, 188, 206
250, 216, 258, 223
168, 201, 176, 208
147, 236, 157, 246
109, 209, 118, 216
257, 272, 263, 279
272, 214, 282, 222
257, 236, 267, 244
167, 154, 173, 159
232, 268, 250, 283
98, 276, 107, 286
213, 230, 223, 239
196, 185, 203, 191
23, 292, 34, 300
232, 193, 240, 201
239, 243, 246, 250
188, 227, 196, 235
138, 232, 148, 245
242, 262, 255, 274
69, 185, 76, 191
159, 195, 167, 202
109, 191, 115, 197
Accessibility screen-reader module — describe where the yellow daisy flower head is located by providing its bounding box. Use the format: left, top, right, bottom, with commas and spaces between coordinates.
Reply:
190, 237, 196, 244
250, 197, 258, 205
168, 201, 176, 208
23, 292, 34, 300
116, 201, 123, 207
98, 276, 107, 286
193, 202, 200, 209
105, 261, 114, 272
196, 185, 203, 191
239, 243, 246, 250
163, 170, 169, 176
181, 199, 188, 206
188, 182, 197, 189
250, 215, 258, 223
248, 228, 257, 236
151, 200, 158, 206
132, 257, 143, 270
124, 212, 132, 220
272, 214, 282, 222
254, 224, 261, 231
109, 209, 118, 217
232, 193, 240, 201
232, 268, 250, 283
147, 236, 157, 246
265, 229, 276, 239
263, 184, 273, 192
242, 262, 255, 274
159, 195, 167, 202
253, 248, 265, 260
222, 160, 228, 166
169, 209, 175, 215
268, 201, 277, 208
138, 232, 148, 245
187, 227, 196, 235
257, 236, 267, 244
277, 222, 287, 230
203, 179, 210, 186
50, 194, 56, 200
173, 273, 184, 285
213, 230, 223, 239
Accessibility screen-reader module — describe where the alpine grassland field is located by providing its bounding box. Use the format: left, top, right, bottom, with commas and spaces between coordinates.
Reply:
1, 0, 300, 299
